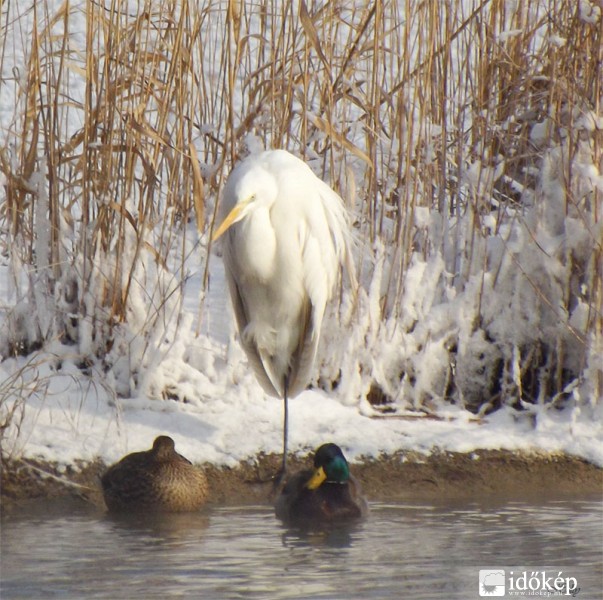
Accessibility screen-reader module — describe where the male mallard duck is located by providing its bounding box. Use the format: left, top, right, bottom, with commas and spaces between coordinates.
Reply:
275, 443, 368, 524
101, 436, 208, 512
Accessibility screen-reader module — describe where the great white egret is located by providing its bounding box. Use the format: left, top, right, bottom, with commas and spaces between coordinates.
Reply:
212, 149, 354, 476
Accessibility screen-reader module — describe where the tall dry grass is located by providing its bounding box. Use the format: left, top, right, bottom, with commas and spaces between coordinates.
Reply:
0, 0, 601, 409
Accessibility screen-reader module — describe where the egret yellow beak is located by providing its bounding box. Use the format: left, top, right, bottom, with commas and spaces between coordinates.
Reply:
305, 466, 327, 490
212, 197, 252, 242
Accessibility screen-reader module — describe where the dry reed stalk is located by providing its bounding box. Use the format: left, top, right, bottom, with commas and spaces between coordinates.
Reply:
0, 0, 600, 408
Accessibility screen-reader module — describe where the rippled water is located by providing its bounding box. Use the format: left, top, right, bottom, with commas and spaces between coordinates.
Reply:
2, 496, 602, 599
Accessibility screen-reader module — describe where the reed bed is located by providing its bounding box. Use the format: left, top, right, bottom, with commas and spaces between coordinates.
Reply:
0, 0, 600, 413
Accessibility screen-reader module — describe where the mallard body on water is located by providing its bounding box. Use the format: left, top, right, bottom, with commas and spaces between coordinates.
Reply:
101, 436, 208, 512
275, 443, 368, 524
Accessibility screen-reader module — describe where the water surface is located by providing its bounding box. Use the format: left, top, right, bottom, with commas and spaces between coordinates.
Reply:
2, 497, 601, 599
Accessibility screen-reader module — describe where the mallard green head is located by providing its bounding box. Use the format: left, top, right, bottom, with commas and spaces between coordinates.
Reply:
305, 443, 351, 490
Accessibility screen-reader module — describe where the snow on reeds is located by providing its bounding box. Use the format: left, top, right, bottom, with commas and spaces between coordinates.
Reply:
0, 0, 601, 432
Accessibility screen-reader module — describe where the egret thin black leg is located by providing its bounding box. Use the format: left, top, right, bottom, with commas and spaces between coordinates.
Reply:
270, 376, 289, 492
282, 374, 289, 476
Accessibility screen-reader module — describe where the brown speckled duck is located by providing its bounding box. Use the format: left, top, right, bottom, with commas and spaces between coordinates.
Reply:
101, 436, 208, 512
275, 443, 368, 524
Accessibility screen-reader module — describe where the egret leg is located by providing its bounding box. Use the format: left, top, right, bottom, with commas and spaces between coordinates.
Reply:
270, 376, 289, 492
282, 375, 289, 476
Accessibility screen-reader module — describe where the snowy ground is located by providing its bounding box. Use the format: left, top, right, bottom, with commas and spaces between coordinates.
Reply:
1, 255, 602, 470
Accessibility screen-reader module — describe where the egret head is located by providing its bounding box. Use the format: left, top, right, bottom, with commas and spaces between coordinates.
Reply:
212, 193, 256, 242
305, 443, 351, 490
212, 162, 278, 242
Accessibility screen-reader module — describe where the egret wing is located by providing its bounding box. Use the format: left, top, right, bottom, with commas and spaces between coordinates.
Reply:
284, 294, 317, 398
224, 260, 282, 398
285, 183, 350, 396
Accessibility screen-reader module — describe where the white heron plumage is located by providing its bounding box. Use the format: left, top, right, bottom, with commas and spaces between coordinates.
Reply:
212, 149, 353, 473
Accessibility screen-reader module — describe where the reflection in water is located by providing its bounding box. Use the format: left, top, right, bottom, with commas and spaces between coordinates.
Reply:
104, 510, 210, 543
280, 524, 356, 549
2, 498, 602, 599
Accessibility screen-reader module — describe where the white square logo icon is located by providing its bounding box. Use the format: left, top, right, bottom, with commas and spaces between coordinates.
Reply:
479, 569, 505, 596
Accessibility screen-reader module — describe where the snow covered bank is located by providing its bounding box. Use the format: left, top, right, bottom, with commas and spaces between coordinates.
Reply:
1, 257, 602, 470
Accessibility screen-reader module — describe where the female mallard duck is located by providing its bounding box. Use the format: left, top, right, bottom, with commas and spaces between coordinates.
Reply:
275, 443, 368, 524
101, 436, 208, 512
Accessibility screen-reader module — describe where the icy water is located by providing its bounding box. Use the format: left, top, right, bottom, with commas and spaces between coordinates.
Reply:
1, 497, 602, 599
